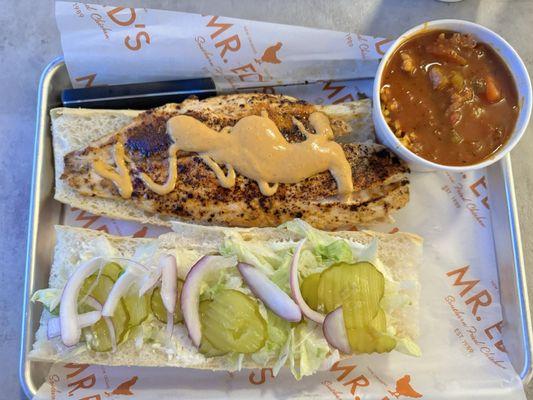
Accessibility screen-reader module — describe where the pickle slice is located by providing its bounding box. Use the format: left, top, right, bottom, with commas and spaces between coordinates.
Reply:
368, 308, 387, 331
83, 318, 114, 352
317, 261, 395, 354
199, 337, 229, 357
345, 308, 396, 354
368, 309, 397, 353
151, 279, 184, 324
300, 273, 321, 311
78, 274, 130, 351
199, 290, 267, 354
100, 262, 123, 281
124, 292, 150, 327
318, 262, 384, 314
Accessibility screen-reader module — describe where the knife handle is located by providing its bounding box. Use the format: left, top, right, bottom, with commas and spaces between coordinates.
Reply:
61, 77, 217, 109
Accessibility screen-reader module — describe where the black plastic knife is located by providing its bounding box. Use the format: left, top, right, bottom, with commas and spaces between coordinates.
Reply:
61, 78, 218, 109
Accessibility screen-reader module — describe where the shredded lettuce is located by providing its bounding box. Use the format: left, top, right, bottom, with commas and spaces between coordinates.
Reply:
288, 322, 331, 379
173, 248, 204, 280
132, 241, 159, 265
251, 311, 290, 369
269, 258, 292, 294
199, 267, 249, 301
283, 219, 356, 266
395, 337, 422, 357
83, 236, 119, 260
226, 353, 245, 371
31, 288, 62, 315
283, 219, 336, 247
220, 233, 282, 274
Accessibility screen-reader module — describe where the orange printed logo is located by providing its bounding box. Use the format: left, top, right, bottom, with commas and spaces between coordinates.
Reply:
442, 173, 488, 227
133, 226, 149, 238
65, 363, 98, 397
105, 375, 138, 396
105, 6, 151, 51
328, 361, 423, 399
385, 375, 422, 399
322, 81, 355, 104
96, 224, 110, 233
445, 265, 508, 367
248, 368, 275, 385
206, 16, 241, 62
72, 209, 109, 232
447, 265, 492, 316
255, 42, 283, 64
469, 176, 489, 209
74, 209, 100, 228
375, 38, 393, 56
202, 15, 268, 86
75, 73, 97, 88
107, 7, 136, 26
330, 361, 369, 399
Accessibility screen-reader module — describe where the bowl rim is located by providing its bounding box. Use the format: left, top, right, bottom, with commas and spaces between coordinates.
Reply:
373, 19, 533, 171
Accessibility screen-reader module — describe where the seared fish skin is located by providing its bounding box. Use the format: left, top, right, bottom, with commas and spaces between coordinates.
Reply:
62, 94, 409, 229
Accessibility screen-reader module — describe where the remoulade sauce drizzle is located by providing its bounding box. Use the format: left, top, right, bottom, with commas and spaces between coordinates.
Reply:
92, 142, 133, 198
92, 111, 353, 199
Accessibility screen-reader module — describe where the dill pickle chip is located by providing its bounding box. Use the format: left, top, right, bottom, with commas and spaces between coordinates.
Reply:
151, 279, 184, 324
78, 274, 130, 351
318, 262, 384, 314
124, 292, 150, 327
374, 334, 397, 353
199, 337, 229, 357
345, 327, 375, 354
368, 309, 397, 353
318, 261, 394, 354
100, 262, 123, 281
199, 290, 267, 354
300, 273, 321, 310
83, 318, 114, 352
368, 308, 387, 331
345, 309, 396, 354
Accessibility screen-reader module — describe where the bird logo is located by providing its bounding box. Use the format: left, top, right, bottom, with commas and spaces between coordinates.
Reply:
387, 375, 423, 398
255, 42, 283, 64
104, 375, 138, 396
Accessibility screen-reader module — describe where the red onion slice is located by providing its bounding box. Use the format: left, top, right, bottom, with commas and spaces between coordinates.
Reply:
166, 312, 174, 337
289, 239, 325, 324
160, 254, 178, 315
102, 270, 138, 317
84, 295, 103, 311
60, 257, 104, 346
181, 255, 235, 347
238, 262, 301, 322
47, 311, 102, 340
139, 265, 162, 296
323, 307, 351, 354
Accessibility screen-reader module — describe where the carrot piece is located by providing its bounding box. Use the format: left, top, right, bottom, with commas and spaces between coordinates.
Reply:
485, 75, 501, 103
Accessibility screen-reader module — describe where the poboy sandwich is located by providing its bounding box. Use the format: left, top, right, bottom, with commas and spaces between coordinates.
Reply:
52, 94, 409, 230
30, 220, 421, 379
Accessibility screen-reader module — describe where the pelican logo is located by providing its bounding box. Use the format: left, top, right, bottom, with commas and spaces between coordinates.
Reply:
104, 376, 138, 396
255, 42, 283, 64
386, 375, 422, 399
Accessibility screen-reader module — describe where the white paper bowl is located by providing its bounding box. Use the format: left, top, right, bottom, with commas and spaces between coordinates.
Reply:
373, 19, 532, 172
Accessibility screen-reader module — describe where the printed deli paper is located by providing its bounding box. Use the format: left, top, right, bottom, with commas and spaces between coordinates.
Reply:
36, 2, 526, 399
55, 1, 389, 90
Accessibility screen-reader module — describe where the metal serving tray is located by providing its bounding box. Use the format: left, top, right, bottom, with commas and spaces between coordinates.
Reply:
19, 57, 533, 398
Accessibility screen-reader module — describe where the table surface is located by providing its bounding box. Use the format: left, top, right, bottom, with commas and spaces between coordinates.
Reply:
1, 0, 532, 398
